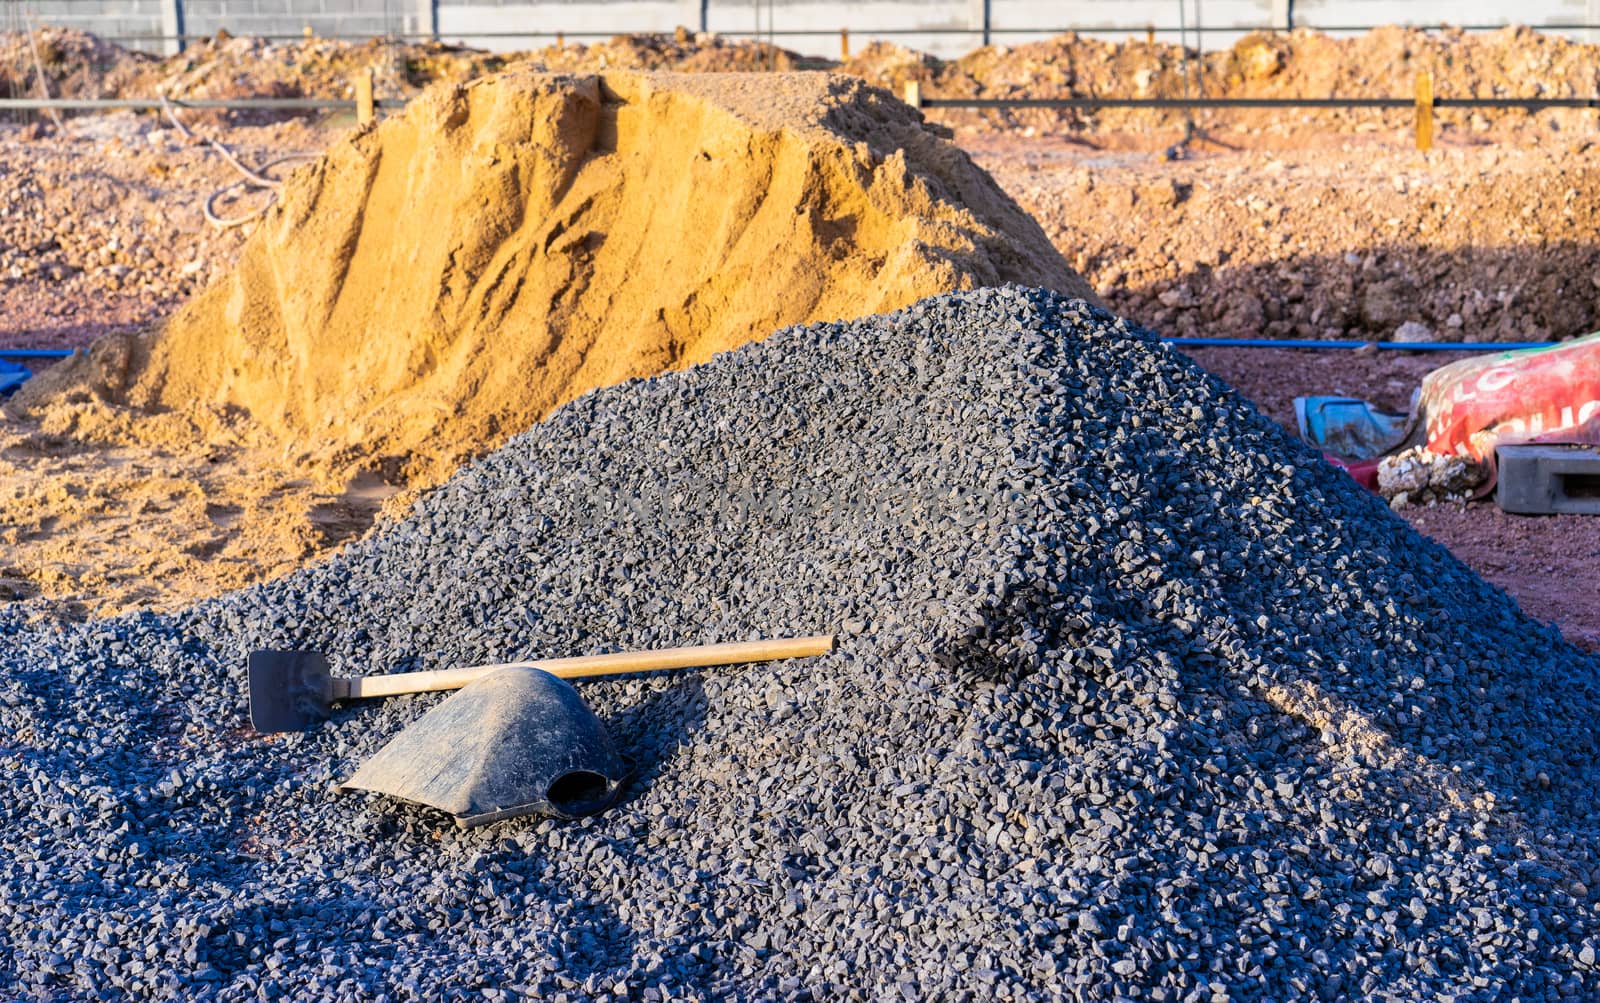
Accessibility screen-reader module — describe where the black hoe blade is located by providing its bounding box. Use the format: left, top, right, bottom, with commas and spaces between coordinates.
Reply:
248, 650, 333, 733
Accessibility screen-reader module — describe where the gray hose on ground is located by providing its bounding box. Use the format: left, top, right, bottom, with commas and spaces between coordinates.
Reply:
160, 92, 319, 230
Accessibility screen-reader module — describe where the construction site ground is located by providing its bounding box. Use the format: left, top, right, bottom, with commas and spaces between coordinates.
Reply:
1, 29, 1597, 650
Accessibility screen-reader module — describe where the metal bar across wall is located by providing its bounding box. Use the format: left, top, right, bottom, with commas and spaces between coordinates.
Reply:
0, 97, 405, 111
83, 23, 1600, 44
2, 95, 1595, 114
923, 96, 1600, 109
1, 94, 1596, 112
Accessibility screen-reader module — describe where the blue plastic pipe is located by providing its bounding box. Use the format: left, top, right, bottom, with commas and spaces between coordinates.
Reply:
0, 340, 1568, 366
1161, 337, 1559, 353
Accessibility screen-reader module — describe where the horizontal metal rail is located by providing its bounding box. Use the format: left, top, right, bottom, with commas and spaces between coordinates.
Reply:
85, 23, 1600, 43
925, 96, 1600, 109
2, 94, 1595, 113
0, 97, 403, 111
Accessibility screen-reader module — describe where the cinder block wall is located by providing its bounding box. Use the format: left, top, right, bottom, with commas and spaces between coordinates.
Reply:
23, 0, 163, 44
180, 0, 411, 42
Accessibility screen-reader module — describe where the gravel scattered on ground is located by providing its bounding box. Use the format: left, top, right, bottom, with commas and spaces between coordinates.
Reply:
3, 287, 1598, 1001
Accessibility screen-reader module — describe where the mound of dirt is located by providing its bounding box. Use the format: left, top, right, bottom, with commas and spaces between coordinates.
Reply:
0, 27, 798, 114
28, 68, 1086, 481
8, 67, 1088, 611
10, 24, 1600, 143
854, 25, 1600, 140
535, 30, 804, 73
0, 28, 150, 103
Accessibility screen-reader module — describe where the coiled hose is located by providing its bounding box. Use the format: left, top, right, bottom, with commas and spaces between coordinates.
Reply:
160, 92, 320, 230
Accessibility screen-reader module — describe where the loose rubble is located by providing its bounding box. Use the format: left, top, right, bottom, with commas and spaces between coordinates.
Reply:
1380, 445, 1489, 509
2, 287, 1597, 1001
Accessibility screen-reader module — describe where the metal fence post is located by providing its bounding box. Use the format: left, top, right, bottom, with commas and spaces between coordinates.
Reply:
160, 0, 185, 56
969, 0, 991, 46
415, 0, 438, 42
1271, 0, 1292, 31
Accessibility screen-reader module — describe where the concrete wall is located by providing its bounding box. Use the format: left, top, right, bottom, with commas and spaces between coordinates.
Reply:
22, 0, 164, 45
180, 0, 409, 41
26, 0, 1600, 57
23, 0, 410, 51
439, 0, 1287, 56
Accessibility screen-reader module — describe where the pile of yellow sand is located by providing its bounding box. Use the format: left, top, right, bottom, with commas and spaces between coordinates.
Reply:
26, 68, 1087, 481
9, 67, 1089, 612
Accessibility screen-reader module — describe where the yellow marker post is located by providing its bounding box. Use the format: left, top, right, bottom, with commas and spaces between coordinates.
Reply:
354, 68, 375, 127
840, 27, 850, 61
1415, 70, 1434, 152
904, 80, 922, 109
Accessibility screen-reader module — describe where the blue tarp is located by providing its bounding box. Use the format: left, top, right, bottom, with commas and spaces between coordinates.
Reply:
0, 358, 32, 396
1294, 395, 1415, 461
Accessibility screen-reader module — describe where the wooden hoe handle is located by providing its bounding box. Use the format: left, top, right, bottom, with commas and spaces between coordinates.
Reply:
336, 635, 835, 701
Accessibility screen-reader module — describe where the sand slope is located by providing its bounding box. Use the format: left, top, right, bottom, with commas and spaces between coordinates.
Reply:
8, 68, 1088, 611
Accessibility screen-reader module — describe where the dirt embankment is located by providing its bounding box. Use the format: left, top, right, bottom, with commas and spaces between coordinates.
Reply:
12, 24, 1600, 143
845, 25, 1600, 141
0, 28, 798, 117
4, 68, 1087, 613
981, 138, 1600, 344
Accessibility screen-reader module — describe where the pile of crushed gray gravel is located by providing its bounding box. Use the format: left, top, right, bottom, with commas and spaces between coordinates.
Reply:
3, 287, 1599, 1001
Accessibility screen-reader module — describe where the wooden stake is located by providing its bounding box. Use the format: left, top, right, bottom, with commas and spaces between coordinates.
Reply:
556, 31, 564, 48
1147, 25, 1155, 45
840, 27, 850, 61
904, 80, 922, 109
1415, 69, 1434, 152
354, 68, 375, 126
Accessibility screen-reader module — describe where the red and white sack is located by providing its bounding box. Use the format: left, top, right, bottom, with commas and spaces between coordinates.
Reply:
1421, 332, 1600, 463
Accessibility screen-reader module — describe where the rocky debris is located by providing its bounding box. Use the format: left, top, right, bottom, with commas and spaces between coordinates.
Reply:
1, 28, 510, 118
10, 24, 1600, 142
0, 26, 799, 117
849, 25, 1600, 140
2, 287, 1598, 1000
0, 113, 321, 348
1393, 320, 1435, 344
984, 137, 1600, 344
534, 30, 804, 74
1379, 445, 1488, 509
0, 27, 151, 104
